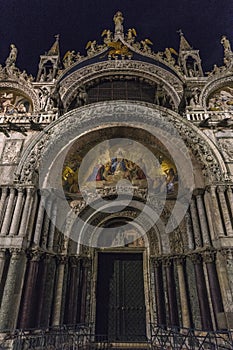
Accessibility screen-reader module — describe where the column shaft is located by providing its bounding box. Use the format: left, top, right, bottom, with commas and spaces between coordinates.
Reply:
0, 188, 16, 236
190, 198, 202, 248
192, 255, 213, 330
176, 259, 191, 328
0, 250, 27, 330
165, 260, 179, 327
0, 188, 8, 228
154, 260, 166, 326
9, 188, 25, 236
196, 194, 210, 245
208, 186, 225, 237
217, 186, 233, 236
51, 256, 67, 326
18, 188, 34, 237
33, 193, 46, 245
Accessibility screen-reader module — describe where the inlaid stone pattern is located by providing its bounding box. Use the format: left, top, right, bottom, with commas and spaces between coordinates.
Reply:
0, 139, 24, 165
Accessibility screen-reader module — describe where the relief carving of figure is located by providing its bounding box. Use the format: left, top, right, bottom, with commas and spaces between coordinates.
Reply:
63, 50, 76, 68
75, 86, 88, 107
219, 139, 233, 161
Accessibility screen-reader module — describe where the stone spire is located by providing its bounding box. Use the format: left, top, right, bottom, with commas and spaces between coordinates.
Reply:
178, 30, 192, 52
48, 34, 60, 56
178, 30, 203, 77
36, 35, 61, 82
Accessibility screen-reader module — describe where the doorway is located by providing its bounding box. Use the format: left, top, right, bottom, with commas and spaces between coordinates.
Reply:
95, 252, 147, 341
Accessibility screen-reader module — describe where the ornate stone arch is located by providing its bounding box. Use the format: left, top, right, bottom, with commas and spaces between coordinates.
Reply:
15, 101, 227, 186
0, 81, 40, 112
200, 75, 233, 109
59, 61, 183, 110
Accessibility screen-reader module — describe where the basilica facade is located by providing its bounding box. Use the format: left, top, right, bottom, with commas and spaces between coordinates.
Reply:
0, 12, 233, 349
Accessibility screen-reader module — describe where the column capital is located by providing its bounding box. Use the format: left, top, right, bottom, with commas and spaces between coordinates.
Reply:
202, 249, 216, 263
69, 255, 80, 267
220, 248, 233, 260
27, 248, 43, 261
189, 253, 202, 264
151, 257, 162, 268
193, 188, 205, 197
56, 254, 68, 265
9, 248, 25, 259
174, 255, 186, 265
217, 185, 227, 193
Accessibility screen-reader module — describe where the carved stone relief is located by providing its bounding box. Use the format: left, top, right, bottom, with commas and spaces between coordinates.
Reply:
0, 139, 24, 164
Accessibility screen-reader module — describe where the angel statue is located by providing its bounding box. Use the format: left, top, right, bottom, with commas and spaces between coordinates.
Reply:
101, 29, 112, 44
85, 40, 97, 55
63, 50, 76, 68
5, 44, 18, 67
164, 48, 178, 65
126, 28, 137, 44
140, 39, 153, 53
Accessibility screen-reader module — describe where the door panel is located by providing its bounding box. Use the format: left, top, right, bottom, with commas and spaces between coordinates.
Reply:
96, 253, 146, 341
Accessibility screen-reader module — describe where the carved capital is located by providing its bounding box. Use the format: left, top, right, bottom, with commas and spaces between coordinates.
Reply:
174, 255, 186, 265
56, 254, 68, 265
69, 255, 80, 267
28, 248, 43, 262
193, 188, 205, 197
202, 249, 216, 263
151, 257, 162, 268
9, 248, 25, 259
217, 185, 226, 194
189, 253, 202, 264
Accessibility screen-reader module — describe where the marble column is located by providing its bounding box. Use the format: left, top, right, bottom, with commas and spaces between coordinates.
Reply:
47, 200, 57, 250
207, 186, 225, 237
153, 258, 166, 326
226, 187, 233, 219
33, 190, 48, 246
175, 257, 191, 328
185, 210, 195, 250
18, 187, 35, 237
203, 250, 226, 329
195, 190, 210, 246
0, 249, 7, 286
165, 258, 179, 328
190, 198, 202, 248
9, 187, 25, 236
0, 188, 16, 236
41, 195, 53, 250
65, 256, 80, 325
217, 186, 233, 236
18, 249, 41, 329
79, 258, 91, 323
0, 188, 8, 228
51, 255, 67, 326
0, 249, 27, 330
36, 253, 50, 327
191, 253, 213, 330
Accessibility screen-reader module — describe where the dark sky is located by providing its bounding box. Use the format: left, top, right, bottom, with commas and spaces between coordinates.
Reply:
1, 0, 233, 76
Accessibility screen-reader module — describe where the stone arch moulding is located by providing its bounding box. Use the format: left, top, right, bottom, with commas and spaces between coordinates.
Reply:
15, 101, 227, 186
0, 81, 40, 112
58, 60, 184, 109
200, 75, 233, 109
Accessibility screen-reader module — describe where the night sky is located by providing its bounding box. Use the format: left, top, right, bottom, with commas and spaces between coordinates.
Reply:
1, 0, 233, 76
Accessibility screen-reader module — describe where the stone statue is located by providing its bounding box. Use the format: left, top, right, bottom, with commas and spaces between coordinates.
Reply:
75, 86, 88, 107
5, 44, 18, 67
221, 35, 231, 55
63, 50, 76, 68
140, 39, 153, 53
113, 11, 124, 37
85, 40, 97, 55
50, 84, 64, 115
101, 29, 112, 44
126, 28, 137, 43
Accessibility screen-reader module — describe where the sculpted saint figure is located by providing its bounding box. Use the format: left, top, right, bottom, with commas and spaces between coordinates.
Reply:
5, 44, 18, 67
113, 11, 124, 36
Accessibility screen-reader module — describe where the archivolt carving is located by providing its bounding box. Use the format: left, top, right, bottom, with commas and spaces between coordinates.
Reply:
200, 75, 233, 109
59, 61, 183, 109
15, 101, 226, 185
0, 81, 40, 112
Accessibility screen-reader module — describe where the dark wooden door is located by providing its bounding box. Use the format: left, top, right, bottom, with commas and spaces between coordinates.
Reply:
96, 253, 146, 341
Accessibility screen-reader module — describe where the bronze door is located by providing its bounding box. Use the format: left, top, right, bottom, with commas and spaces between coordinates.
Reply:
96, 253, 146, 341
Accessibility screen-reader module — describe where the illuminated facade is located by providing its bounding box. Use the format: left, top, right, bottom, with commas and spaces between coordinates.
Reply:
0, 12, 233, 349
